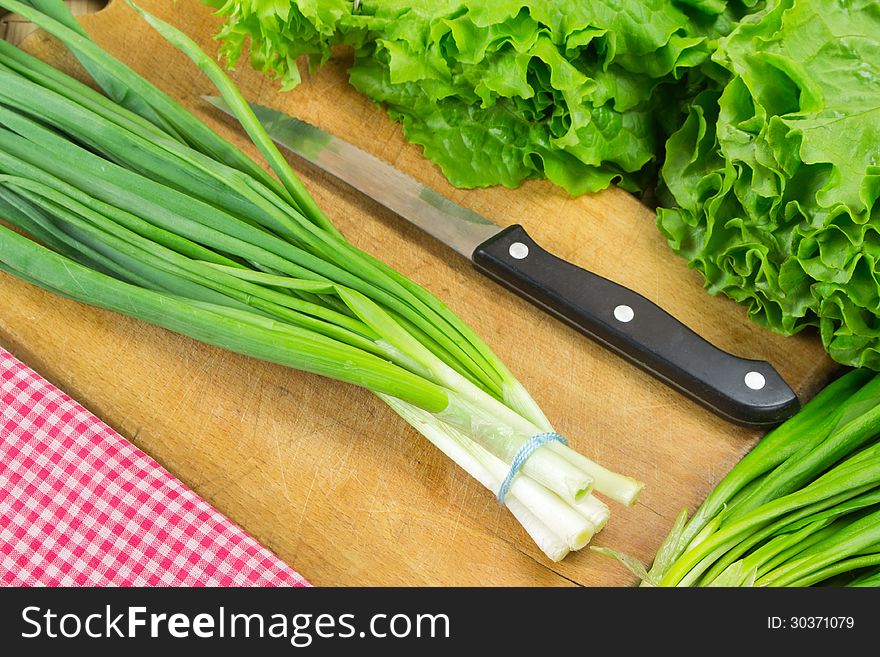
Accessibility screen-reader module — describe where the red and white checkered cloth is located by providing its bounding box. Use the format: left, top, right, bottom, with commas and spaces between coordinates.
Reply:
0, 347, 309, 587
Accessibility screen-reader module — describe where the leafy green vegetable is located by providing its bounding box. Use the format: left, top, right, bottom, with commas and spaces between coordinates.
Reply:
594, 369, 880, 586
658, 0, 880, 370
208, 0, 880, 370
0, 0, 643, 562
206, 0, 753, 195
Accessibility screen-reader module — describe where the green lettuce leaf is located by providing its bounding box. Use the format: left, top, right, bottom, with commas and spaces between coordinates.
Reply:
658, 0, 880, 368
207, 0, 753, 194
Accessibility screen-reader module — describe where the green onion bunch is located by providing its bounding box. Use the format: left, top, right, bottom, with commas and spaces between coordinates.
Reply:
598, 369, 880, 586
0, 0, 642, 561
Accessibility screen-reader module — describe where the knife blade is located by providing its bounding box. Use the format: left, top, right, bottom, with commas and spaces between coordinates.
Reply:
203, 95, 800, 427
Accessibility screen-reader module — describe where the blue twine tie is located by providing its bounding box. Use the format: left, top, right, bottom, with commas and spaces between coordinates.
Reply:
497, 432, 568, 505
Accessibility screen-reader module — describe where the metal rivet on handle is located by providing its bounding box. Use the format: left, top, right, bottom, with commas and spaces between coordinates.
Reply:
613, 305, 634, 323
744, 371, 766, 390
508, 242, 529, 260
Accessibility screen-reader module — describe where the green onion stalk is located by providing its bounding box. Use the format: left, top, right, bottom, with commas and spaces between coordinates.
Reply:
0, 0, 642, 561
595, 368, 880, 585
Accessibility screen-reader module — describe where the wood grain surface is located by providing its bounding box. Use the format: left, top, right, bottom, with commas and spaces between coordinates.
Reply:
0, 0, 840, 586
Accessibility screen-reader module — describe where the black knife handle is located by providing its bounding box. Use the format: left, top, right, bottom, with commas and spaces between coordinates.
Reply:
472, 225, 800, 427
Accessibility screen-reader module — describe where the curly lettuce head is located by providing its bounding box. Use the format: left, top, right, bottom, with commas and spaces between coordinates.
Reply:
658, 0, 880, 368
207, 0, 752, 195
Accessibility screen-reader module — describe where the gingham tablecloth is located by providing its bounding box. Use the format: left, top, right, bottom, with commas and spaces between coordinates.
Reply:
0, 347, 309, 587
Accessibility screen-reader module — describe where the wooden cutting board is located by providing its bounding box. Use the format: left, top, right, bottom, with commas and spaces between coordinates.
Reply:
0, 0, 839, 586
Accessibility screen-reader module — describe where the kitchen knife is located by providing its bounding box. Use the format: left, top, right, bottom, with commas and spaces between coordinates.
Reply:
203, 95, 800, 427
